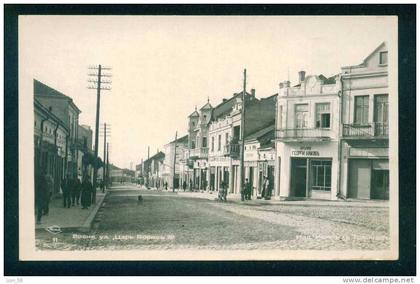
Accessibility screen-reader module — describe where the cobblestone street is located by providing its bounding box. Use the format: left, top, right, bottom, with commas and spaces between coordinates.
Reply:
36, 184, 390, 251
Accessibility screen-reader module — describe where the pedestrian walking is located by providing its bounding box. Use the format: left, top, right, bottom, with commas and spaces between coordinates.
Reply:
74, 177, 81, 206
81, 175, 93, 209
165, 181, 168, 190
44, 174, 54, 215
244, 178, 252, 200
189, 179, 193, 192
182, 180, 187, 192
264, 176, 271, 200
61, 176, 71, 208
35, 169, 48, 224
240, 179, 246, 201
100, 179, 105, 193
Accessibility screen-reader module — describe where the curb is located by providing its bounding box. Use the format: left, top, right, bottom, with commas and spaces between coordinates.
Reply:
79, 192, 108, 232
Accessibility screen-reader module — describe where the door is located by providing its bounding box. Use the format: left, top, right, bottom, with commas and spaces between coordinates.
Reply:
371, 170, 389, 200
348, 159, 371, 199
291, 158, 307, 197
249, 167, 254, 196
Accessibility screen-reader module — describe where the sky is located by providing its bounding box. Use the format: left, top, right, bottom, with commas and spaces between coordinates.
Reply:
20, 16, 396, 169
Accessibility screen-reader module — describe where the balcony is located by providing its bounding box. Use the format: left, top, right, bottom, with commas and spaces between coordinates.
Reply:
189, 147, 209, 159
224, 143, 240, 158
276, 128, 333, 142
342, 123, 388, 139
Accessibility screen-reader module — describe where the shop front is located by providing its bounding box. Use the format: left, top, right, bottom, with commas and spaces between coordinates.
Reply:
344, 146, 389, 200
277, 142, 339, 200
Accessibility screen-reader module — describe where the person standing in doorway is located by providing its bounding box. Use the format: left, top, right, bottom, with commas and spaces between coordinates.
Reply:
183, 180, 187, 192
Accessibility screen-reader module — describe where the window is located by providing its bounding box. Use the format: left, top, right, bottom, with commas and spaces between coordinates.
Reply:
374, 95, 388, 124
310, 160, 332, 191
316, 103, 331, 128
218, 135, 221, 151
211, 136, 214, 152
295, 104, 308, 129
202, 137, 207, 148
192, 122, 195, 127
354, 96, 369, 125
225, 133, 229, 145
379, 51, 388, 65
191, 140, 196, 149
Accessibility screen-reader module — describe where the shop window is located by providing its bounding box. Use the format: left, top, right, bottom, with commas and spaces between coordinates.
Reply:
379, 51, 388, 65
310, 160, 331, 191
316, 103, 331, 128
295, 104, 308, 129
354, 96, 369, 125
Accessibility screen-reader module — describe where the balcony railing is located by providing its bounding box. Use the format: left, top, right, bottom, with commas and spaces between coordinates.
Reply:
224, 143, 240, 158
342, 123, 388, 138
276, 128, 333, 140
189, 147, 209, 158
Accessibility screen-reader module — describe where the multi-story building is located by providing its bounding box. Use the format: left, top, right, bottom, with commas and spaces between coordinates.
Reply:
339, 42, 389, 200
275, 71, 342, 200
187, 100, 212, 190
34, 79, 81, 178
244, 123, 275, 197
34, 99, 69, 195
143, 151, 165, 188
162, 135, 188, 189
208, 89, 276, 195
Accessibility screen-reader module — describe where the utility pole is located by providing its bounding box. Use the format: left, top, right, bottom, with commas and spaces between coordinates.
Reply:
240, 68, 247, 197
172, 131, 178, 192
147, 146, 150, 188
106, 142, 110, 187
88, 64, 112, 203
100, 123, 111, 188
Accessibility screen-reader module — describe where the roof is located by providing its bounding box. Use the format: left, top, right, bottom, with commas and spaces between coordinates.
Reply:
200, 100, 213, 110
144, 151, 165, 164
245, 122, 275, 144
168, 134, 188, 145
212, 91, 254, 120
34, 98, 69, 132
293, 74, 337, 87
342, 42, 386, 69
188, 110, 199, 118
34, 79, 81, 114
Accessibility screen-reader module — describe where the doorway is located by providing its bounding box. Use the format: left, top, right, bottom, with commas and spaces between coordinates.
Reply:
371, 170, 389, 200
291, 158, 307, 197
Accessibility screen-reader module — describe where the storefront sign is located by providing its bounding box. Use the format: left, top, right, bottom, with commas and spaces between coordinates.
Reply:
291, 146, 320, 157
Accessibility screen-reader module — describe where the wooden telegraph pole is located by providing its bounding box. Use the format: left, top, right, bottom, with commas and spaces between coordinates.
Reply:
88, 64, 112, 203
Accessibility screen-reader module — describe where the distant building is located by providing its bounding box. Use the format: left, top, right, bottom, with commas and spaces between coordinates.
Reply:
34, 79, 81, 178
162, 135, 188, 189
143, 151, 165, 188
340, 42, 389, 200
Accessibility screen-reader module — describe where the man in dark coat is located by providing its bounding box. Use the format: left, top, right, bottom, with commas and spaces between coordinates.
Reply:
245, 178, 252, 200
182, 180, 187, 192
35, 169, 48, 224
61, 176, 71, 208
43, 174, 54, 215
72, 176, 82, 206
81, 175, 93, 209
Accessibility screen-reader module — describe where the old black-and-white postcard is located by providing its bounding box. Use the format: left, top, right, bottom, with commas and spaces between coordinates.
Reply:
19, 15, 398, 261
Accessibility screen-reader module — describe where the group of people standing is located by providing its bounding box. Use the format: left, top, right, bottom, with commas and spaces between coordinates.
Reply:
35, 170, 54, 224
241, 176, 272, 201
61, 175, 94, 210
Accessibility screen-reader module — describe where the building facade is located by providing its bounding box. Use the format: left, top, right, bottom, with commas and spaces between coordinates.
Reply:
207, 90, 276, 195
339, 42, 389, 200
244, 124, 276, 198
187, 100, 212, 191
34, 79, 81, 178
34, 99, 69, 195
275, 72, 342, 200
162, 135, 188, 189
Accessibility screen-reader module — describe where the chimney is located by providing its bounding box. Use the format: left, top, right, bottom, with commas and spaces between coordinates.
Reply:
284, 81, 290, 88
251, 88, 256, 97
279, 82, 284, 89
298, 71, 306, 83
223, 98, 227, 102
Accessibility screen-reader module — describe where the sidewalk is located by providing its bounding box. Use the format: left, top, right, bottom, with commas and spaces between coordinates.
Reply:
176, 190, 389, 208
35, 190, 107, 232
